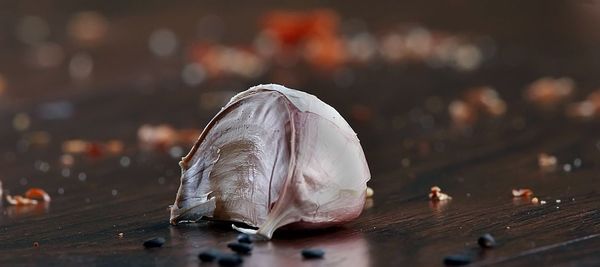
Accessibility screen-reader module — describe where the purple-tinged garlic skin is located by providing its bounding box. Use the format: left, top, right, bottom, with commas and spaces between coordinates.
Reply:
170, 84, 371, 239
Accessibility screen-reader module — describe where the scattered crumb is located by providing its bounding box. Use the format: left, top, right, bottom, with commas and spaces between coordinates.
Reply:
566, 101, 596, 119
566, 90, 600, 119
555, 199, 561, 203
366, 187, 374, 198
465, 86, 507, 116
512, 188, 533, 198
6, 195, 38, 206
538, 153, 557, 168
525, 77, 574, 106
62, 139, 126, 158
6, 188, 51, 205
117, 232, 124, 238
25, 188, 51, 202
137, 124, 200, 150
540, 200, 547, 205
449, 100, 476, 127
429, 186, 452, 201
531, 197, 539, 204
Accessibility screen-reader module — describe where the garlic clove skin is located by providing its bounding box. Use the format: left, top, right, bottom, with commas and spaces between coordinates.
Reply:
170, 84, 371, 239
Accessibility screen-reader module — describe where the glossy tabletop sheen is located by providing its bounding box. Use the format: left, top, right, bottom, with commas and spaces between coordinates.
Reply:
0, 1, 599, 266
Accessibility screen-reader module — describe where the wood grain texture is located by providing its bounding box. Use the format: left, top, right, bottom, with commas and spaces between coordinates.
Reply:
0, 1, 599, 266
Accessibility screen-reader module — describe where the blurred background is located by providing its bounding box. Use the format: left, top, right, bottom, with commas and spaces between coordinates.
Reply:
2, 0, 600, 216
2, 1, 600, 265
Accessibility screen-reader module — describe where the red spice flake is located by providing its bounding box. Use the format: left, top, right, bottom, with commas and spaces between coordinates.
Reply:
261, 9, 339, 47
6, 188, 51, 206
86, 142, 103, 158
525, 77, 574, 106
512, 188, 533, 198
429, 186, 452, 201
538, 153, 557, 168
6, 195, 38, 206
259, 9, 345, 69
25, 188, 51, 202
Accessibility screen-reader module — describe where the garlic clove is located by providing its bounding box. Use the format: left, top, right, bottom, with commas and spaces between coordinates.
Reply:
170, 84, 370, 239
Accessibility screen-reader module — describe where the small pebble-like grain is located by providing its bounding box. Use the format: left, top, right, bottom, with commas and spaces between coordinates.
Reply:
301, 248, 325, 259
443, 254, 472, 265
143, 237, 165, 248
477, 233, 496, 248
198, 249, 220, 262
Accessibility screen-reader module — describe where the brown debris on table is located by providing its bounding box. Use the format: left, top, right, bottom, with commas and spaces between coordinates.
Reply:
429, 186, 452, 201
525, 77, 574, 107
512, 188, 533, 198
538, 153, 557, 168
137, 124, 200, 150
5, 188, 51, 206
449, 87, 506, 128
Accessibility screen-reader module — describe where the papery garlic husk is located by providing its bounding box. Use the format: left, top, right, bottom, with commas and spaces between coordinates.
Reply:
170, 84, 371, 239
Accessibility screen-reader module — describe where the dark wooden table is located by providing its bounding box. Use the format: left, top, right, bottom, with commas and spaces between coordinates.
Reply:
0, 1, 599, 266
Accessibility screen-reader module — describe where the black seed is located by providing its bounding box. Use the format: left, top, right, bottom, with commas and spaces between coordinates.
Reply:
198, 249, 220, 262
218, 254, 243, 266
478, 233, 497, 248
143, 237, 165, 248
443, 254, 472, 265
237, 233, 252, 244
227, 242, 252, 254
301, 248, 325, 259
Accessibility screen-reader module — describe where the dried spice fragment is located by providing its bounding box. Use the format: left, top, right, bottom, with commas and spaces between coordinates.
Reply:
25, 188, 51, 202
465, 86, 506, 116
449, 100, 477, 127
6, 195, 38, 206
366, 187, 374, 198
525, 77, 574, 107
429, 186, 452, 201
538, 153, 557, 168
512, 188, 533, 198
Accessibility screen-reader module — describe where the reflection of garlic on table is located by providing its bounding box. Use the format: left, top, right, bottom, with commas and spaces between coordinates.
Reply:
170, 84, 371, 239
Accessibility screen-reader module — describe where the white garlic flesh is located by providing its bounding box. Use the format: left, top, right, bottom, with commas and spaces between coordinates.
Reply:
170, 84, 371, 239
